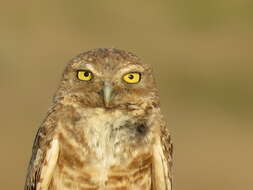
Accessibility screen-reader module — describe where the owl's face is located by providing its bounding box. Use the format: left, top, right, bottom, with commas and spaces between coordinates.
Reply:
56, 49, 159, 110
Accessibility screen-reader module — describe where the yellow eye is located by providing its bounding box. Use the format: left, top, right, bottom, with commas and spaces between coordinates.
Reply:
77, 70, 93, 81
123, 72, 141, 84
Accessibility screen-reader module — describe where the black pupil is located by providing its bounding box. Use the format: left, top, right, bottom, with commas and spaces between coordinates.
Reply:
84, 72, 90, 77
128, 74, 134, 79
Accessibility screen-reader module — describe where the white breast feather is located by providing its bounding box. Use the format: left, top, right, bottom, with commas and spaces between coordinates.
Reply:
80, 108, 132, 183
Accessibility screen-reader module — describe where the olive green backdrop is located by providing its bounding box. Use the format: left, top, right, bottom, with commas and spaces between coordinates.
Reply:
0, 1, 252, 190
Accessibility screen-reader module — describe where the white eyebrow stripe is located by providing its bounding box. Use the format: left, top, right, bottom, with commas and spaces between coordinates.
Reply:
84, 64, 96, 72
76, 63, 101, 75
119, 65, 145, 74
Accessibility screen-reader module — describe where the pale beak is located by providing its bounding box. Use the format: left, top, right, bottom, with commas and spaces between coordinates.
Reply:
103, 81, 113, 107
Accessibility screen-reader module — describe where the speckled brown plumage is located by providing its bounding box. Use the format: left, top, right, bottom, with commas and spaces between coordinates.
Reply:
24, 48, 173, 190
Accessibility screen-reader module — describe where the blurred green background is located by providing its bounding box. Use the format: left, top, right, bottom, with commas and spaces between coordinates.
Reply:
0, 0, 252, 189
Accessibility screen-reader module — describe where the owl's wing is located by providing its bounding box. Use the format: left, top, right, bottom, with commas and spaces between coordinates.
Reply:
24, 127, 59, 190
152, 124, 173, 190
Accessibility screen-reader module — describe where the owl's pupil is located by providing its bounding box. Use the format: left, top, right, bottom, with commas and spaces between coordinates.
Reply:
84, 72, 90, 77
128, 74, 134, 79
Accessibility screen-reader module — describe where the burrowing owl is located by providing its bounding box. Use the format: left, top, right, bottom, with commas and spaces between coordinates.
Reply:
24, 48, 173, 190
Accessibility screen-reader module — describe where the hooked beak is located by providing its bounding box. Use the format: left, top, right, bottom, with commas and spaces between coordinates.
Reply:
103, 81, 113, 107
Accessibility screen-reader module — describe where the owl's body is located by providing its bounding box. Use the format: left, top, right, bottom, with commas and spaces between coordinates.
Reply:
25, 48, 173, 190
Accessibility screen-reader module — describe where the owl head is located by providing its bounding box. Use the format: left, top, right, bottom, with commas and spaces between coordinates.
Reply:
55, 48, 159, 110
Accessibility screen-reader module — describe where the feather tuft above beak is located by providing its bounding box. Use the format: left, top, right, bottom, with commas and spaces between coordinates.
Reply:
103, 81, 113, 107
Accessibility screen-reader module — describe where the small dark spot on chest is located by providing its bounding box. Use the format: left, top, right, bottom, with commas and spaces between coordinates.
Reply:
136, 124, 147, 134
